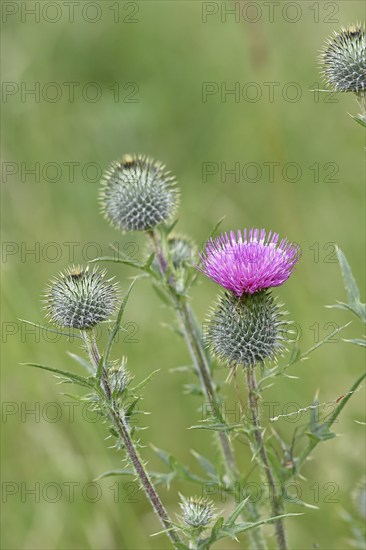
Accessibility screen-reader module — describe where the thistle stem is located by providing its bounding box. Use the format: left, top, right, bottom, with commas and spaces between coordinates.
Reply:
245, 366, 287, 550
148, 229, 267, 549
177, 298, 238, 479
82, 330, 182, 548
147, 229, 237, 480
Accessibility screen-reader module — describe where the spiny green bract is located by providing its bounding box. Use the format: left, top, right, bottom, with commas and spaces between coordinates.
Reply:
206, 290, 288, 368
320, 24, 366, 93
100, 154, 179, 232
44, 265, 117, 330
180, 496, 214, 528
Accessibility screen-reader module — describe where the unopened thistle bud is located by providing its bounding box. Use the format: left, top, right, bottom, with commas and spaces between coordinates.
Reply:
108, 358, 129, 395
45, 266, 117, 330
149, 234, 196, 270
180, 496, 214, 529
320, 24, 366, 93
100, 154, 179, 232
206, 291, 288, 368
167, 235, 197, 268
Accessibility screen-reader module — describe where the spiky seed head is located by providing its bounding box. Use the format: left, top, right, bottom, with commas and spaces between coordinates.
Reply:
205, 290, 289, 368
320, 24, 366, 92
100, 154, 179, 233
353, 478, 366, 519
108, 358, 129, 395
44, 265, 117, 330
180, 496, 214, 528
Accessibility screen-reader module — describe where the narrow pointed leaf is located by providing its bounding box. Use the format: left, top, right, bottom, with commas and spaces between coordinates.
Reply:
22, 363, 95, 388
226, 497, 250, 525
344, 337, 366, 347
104, 279, 137, 367
67, 352, 94, 374
327, 247, 366, 323
18, 319, 82, 340
129, 369, 160, 394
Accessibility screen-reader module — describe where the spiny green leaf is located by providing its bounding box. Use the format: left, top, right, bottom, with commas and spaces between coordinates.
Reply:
207, 217, 226, 240
129, 369, 160, 394
220, 512, 302, 538
104, 278, 137, 367
22, 363, 95, 388
161, 219, 179, 236
282, 496, 319, 510
327, 247, 366, 323
352, 114, 366, 128
205, 513, 302, 546
90, 255, 142, 269
94, 468, 135, 480
18, 319, 82, 340
297, 371, 366, 470
207, 516, 225, 545
151, 445, 171, 466
191, 450, 218, 479
344, 337, 366, 347
67, 352, 94, 374
226, 498, 250, 525
189, 422, 241, 432
124, 398, 140, 418
150, 446, 208, 484
183, 383, 204, 396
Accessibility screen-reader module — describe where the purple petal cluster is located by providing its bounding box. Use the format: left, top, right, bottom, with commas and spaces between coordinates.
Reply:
199, 228, 300, 296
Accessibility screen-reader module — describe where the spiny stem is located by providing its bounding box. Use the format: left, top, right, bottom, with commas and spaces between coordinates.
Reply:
147, 229, 237, 481
177, 298, 239, 480
82, 331, 182, 548
148, 229, 267, 549
245, 367, 287, 550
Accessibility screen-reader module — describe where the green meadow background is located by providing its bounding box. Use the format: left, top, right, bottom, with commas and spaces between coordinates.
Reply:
2, 1, 365, 548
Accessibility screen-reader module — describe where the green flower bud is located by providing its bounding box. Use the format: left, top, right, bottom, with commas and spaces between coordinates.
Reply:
180, 496, 214, 528
108, 358, 129, 395
206, 291, 288, 368
166, 235, 197, 268
100, 154, 179, 232
44, 266, 117, 330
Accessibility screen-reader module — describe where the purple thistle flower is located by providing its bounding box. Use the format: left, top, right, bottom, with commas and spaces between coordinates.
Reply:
198, 228, 300, 297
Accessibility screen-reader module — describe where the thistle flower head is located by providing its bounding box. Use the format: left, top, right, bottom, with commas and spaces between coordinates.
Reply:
206, 291, 289, 368
320, 24, 366, 92
179, 496, 214, 529
199, 228, 300, 297
100, 154, 179, 232
44, 265, 117, 330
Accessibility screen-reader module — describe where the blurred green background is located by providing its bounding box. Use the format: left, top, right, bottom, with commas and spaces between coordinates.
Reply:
2, 1, 365, 548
